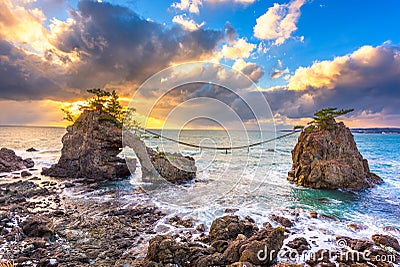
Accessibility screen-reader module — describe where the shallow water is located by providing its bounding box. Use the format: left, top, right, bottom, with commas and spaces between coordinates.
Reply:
1, 126, 399, 245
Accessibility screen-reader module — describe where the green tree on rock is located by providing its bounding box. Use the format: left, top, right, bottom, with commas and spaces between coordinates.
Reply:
294, 107, 354, 132
61, 88, 139, 129
104, 90, 124, 122
86, 88, 111, 110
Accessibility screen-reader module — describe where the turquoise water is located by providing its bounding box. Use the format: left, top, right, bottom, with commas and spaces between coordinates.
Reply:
1, 126, 399, 241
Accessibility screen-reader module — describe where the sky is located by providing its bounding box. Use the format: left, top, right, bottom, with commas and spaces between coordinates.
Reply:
0, 0, 400, 128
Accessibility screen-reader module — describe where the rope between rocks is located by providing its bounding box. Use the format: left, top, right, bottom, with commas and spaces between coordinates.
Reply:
137, 129, 300, 151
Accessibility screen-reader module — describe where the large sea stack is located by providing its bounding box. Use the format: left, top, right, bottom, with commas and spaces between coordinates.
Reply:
42, 110, 131, 180
288, 120, 383, 189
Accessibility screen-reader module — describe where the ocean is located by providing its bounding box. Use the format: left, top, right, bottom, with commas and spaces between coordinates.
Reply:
1, 126, 399, 252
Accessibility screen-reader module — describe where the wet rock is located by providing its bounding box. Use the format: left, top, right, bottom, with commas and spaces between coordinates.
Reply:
26, 147, 38, 152
23, 158, 35, 168
209, 215, 259, 242
270, 214, 293, 228
41, 110, 132, 181
286, 237, 310, 254
144, 216, 284, 267
372, 234, 400, 251
0, 147, 35, 172
124, 130, 197, 183
288, 121, 383, 189
225, 208, 239, 213
167, 215, 194, 228
21, 215, 53, 238
196, 223, 205, 232
0, 180, 49, 204
348, 223, 368, 231
238, 225, 285, 266
21, 170, 32, 177
309, 211, 318, 218
336, 236, 374, 252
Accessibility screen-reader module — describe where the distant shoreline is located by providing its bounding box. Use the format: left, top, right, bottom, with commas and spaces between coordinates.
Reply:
0, 124, 64, 129
1, 125, 400, 134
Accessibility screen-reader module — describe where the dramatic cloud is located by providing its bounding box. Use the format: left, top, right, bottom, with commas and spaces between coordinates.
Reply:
254, 0, 306, 45
0, 40, 71, 100
220, 38, 256, 59
0, 0, 225, 101
0, 0, 48, 53
232, 59, 264, 83
172, 0, 202, 14
172, 14, 205, 31
263, 44, 400, 126
271, 68, 289, 79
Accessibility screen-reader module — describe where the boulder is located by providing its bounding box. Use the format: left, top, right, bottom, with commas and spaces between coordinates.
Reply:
288, 121, 383, 189
41, 110, 131, 180
146, 146, 197, 183
0, 147, 34, 172
142, 215, 284, 266
372, 234, 400, 251
124, 131, 196, 183
21, 215, 53, 238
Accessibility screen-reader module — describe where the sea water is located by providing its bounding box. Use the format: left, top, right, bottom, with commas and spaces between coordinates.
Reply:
1, 126, 399, 247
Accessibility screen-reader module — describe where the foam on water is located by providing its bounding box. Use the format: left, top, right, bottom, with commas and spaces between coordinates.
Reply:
1, 126, 399, 254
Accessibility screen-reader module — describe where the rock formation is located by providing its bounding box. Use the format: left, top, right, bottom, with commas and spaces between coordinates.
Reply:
0, 148, 34, 172
124, 131, 197, 183
288, 121, 383, 189
42, 110, 131, 180
141, 215, 285, 266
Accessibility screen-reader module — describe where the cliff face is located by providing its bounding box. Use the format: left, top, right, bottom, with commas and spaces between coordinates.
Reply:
42, 110, 131, 180
288, 121, 383, 189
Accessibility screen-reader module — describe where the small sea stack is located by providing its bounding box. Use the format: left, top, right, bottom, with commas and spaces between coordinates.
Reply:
41, 110, 131, 180
288, 108, 383, 189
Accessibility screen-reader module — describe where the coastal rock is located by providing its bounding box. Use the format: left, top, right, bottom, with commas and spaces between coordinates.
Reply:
21, 215, 54, 238
270, 214, 293, 228
124, 131, 196, 183
0, 148, 34, 172
26, 147, 38, 152
41, 110, 132, 181
286, 237, 309, 254
21, 170, 32, 177
147, 146, 197, 183
208, 215, 259, 242
143, 215, 284, 266
372, 234, 400, 251
288, 121, 383, 189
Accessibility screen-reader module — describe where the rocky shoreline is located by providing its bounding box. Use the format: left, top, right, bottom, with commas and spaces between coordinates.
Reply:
1, 168, 399, 266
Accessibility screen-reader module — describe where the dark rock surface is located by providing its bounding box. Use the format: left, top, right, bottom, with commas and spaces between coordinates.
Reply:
372, 234, 400, 251
147, 146, 197, 183
41, 110, 132, 181
286, 237, 309, 254
270, 214, 293, 228
288, 121, 383, 189
124, 131, 197, 183
26, 147, 39, 152
140, 215, 285, 267
0, 148, 34, 172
